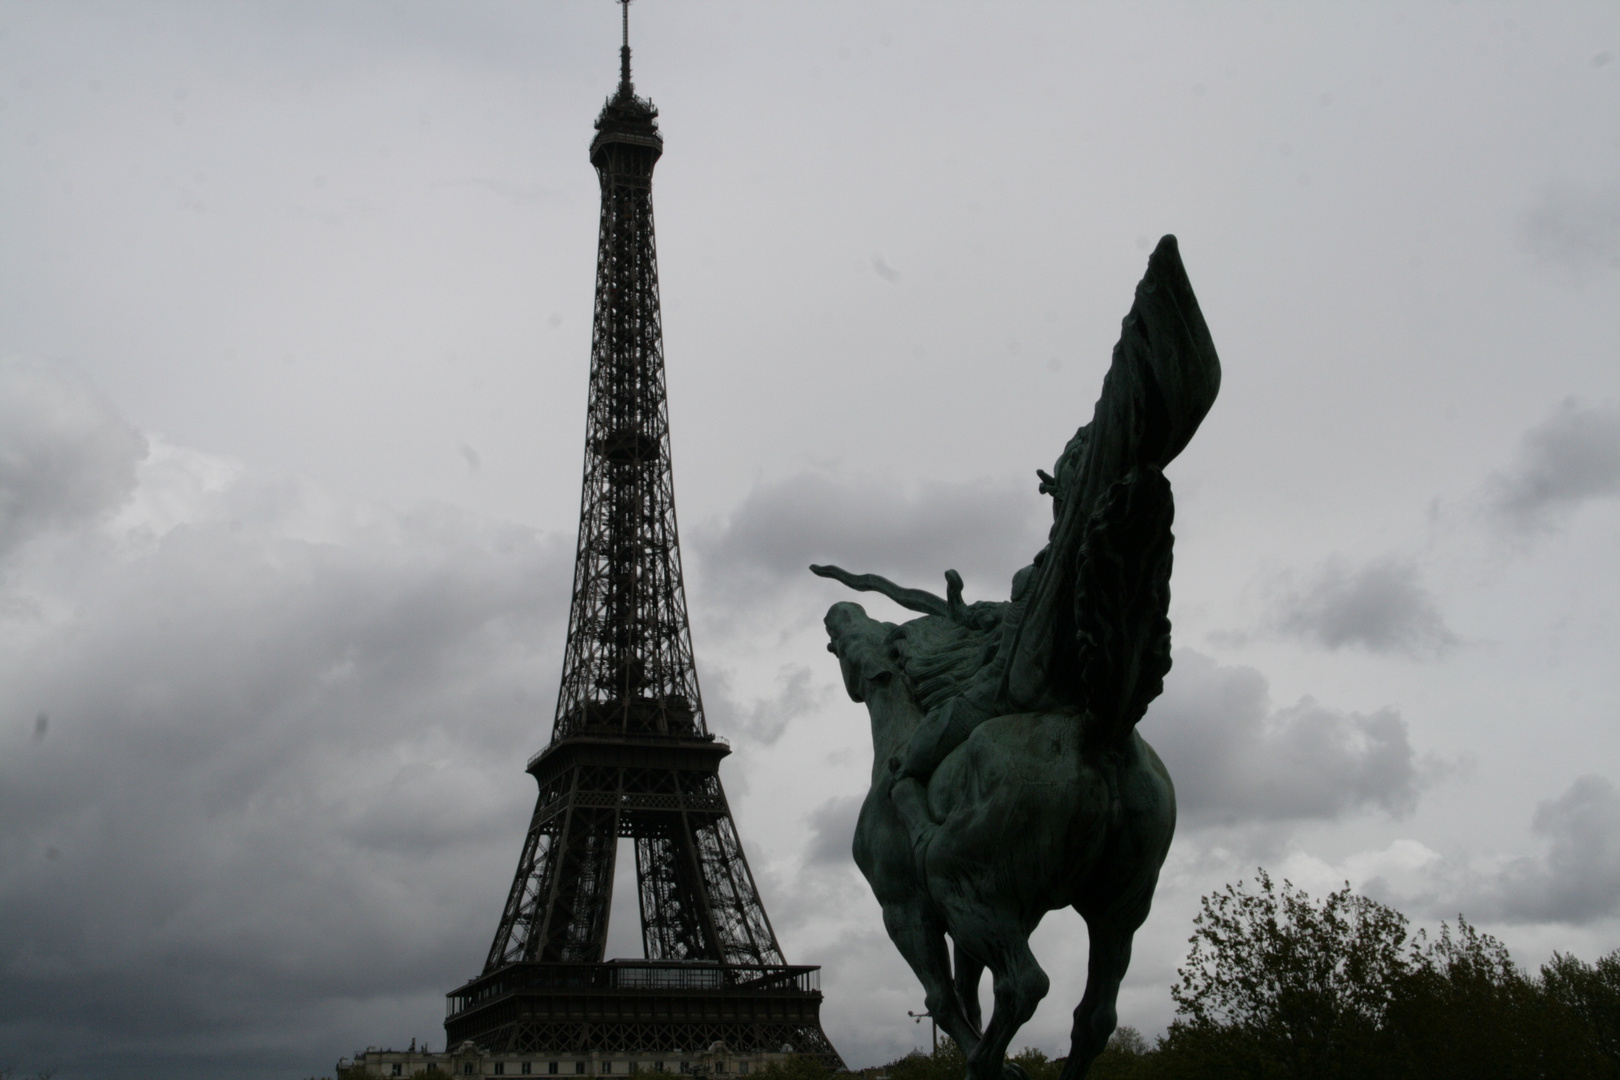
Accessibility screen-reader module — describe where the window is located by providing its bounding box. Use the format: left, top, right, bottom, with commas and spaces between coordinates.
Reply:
603, 1064, 612, 1075
523, 1066, 533, 1077
393, 1066, 403, 1077
496, 1066, 506, 1077
464, 1067, 475, 1077
576, 1063, 586, 1075
715, 1064, 725, 1074
654, 1065, 664, 1074
550, 1065, 559, 1076
739, 1065, 749, 1075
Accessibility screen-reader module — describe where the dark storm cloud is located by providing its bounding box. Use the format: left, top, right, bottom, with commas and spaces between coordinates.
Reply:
1520, 182, 1620, 279
1494, 775, 1620, 924
0, 366, 573, 1077
690, 471, 1048, 608
1271, 556, 1455, 657
1145, 650, 1425, 827
0, 356, 146, 558
1487, 399, 1620, 534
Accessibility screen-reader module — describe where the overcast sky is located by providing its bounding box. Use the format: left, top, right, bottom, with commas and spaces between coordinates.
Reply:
2, 2, 1619, 1077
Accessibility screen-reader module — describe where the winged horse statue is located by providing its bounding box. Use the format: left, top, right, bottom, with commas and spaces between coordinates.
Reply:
813, 236, 1221, 1080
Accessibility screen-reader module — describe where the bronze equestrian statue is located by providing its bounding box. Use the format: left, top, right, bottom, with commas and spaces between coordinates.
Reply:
814, 236, 1221, 1080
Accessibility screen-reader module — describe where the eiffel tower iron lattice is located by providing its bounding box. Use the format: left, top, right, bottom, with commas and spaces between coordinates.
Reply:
445, 10, 841, 1065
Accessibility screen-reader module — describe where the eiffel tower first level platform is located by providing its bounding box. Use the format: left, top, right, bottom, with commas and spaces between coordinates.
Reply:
444, 958, 827, 1059
444, 734, 837, 1060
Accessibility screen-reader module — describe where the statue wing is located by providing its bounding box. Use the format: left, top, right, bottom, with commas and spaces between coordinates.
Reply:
1001, 235, 1221, 728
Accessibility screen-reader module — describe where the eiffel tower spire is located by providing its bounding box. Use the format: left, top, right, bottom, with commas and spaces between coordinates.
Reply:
618, 0, 633, 96
444, 14, 840, 1063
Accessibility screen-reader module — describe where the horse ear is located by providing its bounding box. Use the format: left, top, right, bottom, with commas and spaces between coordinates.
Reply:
859, 658, 894, 685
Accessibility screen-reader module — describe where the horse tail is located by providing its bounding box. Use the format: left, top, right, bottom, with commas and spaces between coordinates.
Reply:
1072, 466, 1176, 754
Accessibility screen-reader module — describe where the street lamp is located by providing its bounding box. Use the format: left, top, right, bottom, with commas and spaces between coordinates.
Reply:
907, 1010, 937, 1055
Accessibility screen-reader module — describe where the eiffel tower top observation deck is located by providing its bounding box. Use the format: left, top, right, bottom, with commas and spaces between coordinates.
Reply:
444, 7, 841, 1063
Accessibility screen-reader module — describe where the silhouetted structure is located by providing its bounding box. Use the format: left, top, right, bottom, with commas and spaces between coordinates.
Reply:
445, 8, 840, 1065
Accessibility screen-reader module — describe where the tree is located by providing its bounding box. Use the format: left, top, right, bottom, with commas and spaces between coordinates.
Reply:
881, 1039, 965, 1080
1155, 872, 1619, 1080
1164, 870, 1410, 1079
878, 1038, 1060, 1080
1082, 1027, 1151, 1080
754, 1055, 837, 1080
1544, 948, 1620, 1072
1386, 917, 1612, 1080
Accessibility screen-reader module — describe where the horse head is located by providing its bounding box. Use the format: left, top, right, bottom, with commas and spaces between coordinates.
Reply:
823, 601, 896, 702
823, 601, 930, 787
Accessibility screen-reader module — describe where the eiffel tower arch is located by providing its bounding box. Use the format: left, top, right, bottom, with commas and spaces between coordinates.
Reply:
444, 8, 841, 1066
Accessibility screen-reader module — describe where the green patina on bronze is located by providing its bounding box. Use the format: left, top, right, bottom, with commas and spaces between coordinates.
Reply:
814, 236, 1221, 1080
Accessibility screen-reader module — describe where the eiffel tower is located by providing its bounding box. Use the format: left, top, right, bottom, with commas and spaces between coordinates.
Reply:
445, 7, 840, 1066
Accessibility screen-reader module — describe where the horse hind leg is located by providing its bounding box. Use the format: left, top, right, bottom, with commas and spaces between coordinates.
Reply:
953, 939, 985, 1037
951, 922, 1049, 1080
1057, 918, 1137, 1080
882, 903, 982, 1055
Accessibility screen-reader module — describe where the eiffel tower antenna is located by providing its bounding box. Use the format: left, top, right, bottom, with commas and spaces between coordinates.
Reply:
445, 10, 841, 1064
618, 0, 632, 93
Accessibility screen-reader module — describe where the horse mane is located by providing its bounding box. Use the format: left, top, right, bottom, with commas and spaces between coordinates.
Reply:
887, 614, 1002, 714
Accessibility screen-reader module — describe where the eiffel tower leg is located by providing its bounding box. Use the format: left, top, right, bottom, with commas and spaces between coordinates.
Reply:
485, 772, 571, 970
533, 766, 622, 963
485, 765, 624, 969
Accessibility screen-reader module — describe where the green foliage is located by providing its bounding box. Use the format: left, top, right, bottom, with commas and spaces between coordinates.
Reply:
1544, 948, 1620, 1070
1387, 917, 1592, 1078
881, 1039, 966, 1080
1152, 871, 1620, 1080
1006, 1046, 1060, 1080
875, 1038, 1059, 1080
1083, 1027, 1151, 1080
754, 1055, 837, 1080
1166, 869, 1409, 1079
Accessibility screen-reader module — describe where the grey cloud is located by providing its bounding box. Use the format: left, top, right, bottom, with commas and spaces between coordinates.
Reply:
1272, 556, 1455, 657
1520, 182, 1620, 279
805, 794, 864, 866
704, 663, 830, 748
0, 356, 147, 558
1487, 398, 1620, 534
1375, 775, 1620, 927
0, 426, 573, 1075
691, 471, 1047, 609
1145, 650, 1425, 827
433, 177, 570, 204
1495, 775, 1620, 924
